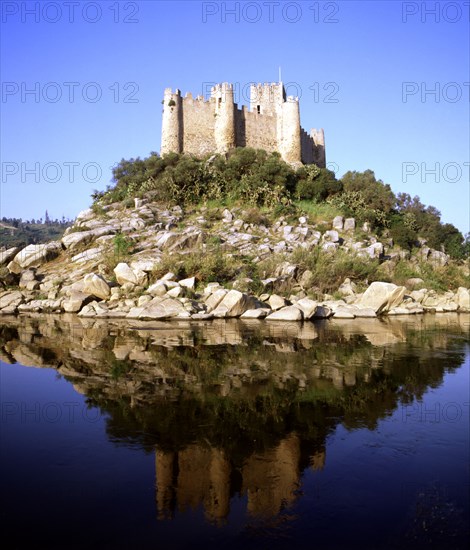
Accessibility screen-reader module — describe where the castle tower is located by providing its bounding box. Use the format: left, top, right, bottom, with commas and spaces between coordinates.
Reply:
311, 128, 326, 168
211, 83, 236, 154
281, 96, 302, 165
161, 88, 183, 155
249, 82, 284, 117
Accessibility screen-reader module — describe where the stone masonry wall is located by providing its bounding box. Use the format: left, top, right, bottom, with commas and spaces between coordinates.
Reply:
182, 96, 216, 156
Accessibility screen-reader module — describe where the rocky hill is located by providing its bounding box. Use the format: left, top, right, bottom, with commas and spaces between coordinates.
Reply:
0, 197, 468, 320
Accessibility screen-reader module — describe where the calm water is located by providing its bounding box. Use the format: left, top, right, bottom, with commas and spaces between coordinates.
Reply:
0, 314, 469, 549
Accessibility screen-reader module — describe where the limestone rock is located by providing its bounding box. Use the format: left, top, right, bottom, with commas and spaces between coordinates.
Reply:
332, 216, 344, 230
323, 230, 339, 243
12, 242, 62, 269
428, 250, 448, 267
137, 295, 152, 307
167, 286, 183, 298
147, 282, 168, 297
456, 287, 470, 311
350, 306, 377, 318
191, 312, 214, 320
71, 248, 102, 263
294, 298, 318, 319
179, 277, 196, 290
18, 299, 62, 313
211, 290, 256, 318
78, 300, 109, 317
19, 269, 37, 289
205, 288, 228, 312
127, 297, 185, 319
62, 226, 115, 250
0, 247, 19, 266
343, 218, 355, 231
266, 306, 303, 321
322, 242, 339, 252
338, 278, 357, 297
268, 294, 289, 311
222, 209, 233, 222
365, 242, 383, 259
63, 292, 92, 313
0, 290, 24, 312
299, 270, 314, 288
387, 307, 413, 315
333, 309, 356, 319
240, 308, 270, 319
114, 262, 147, 287
83, 273, 111, 300
311, 305, 333, 319
358, 282, 406, 314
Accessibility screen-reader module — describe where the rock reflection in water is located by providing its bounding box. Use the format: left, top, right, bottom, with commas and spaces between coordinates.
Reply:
0, 313, 468, 526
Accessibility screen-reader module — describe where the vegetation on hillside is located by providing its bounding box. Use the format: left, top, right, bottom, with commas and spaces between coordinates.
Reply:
0, 213, 72, 248
91, 148, 469, 260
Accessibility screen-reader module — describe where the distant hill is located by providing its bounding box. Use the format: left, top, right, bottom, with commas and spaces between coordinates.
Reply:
0, 216, 72, 249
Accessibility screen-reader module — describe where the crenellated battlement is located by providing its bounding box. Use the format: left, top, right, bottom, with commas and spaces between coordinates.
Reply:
161, 81, 325, 167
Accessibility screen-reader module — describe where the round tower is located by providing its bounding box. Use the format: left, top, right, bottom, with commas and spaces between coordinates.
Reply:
280, 97, 301, 165
161, 88, 183, 155
211, 83, 236, 154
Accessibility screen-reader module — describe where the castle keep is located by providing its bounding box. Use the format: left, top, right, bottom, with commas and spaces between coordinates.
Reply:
161, 82, 325, 168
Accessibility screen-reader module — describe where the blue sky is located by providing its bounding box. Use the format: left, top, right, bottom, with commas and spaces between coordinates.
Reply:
1, 0, 468, 233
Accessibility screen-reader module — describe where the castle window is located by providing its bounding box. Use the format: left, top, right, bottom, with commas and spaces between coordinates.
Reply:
257, 105, 260, 114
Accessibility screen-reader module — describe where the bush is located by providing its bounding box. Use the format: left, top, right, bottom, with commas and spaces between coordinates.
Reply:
291, 247, 379, 293
152, 247, 238, 285
295, 166, 342, 201
389, 213, 417, 251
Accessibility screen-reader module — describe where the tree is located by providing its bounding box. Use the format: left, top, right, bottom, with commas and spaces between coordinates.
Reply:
296, 166, 342, 201
341, 170, 395, 214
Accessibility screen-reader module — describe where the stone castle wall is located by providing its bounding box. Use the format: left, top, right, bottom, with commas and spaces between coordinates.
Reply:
161, 82, 326, 167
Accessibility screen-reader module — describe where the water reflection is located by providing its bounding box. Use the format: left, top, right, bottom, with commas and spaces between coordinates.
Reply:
0, 313, 468, 529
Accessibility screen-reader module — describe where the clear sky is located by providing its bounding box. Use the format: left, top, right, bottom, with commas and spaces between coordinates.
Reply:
1, 0, 469, 233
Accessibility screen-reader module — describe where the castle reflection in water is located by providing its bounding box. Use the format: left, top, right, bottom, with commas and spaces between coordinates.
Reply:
0, 313, 468, 524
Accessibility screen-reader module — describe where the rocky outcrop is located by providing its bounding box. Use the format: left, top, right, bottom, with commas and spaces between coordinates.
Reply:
0, 290, 24, 313
266, 306, 303, 321
357, 282, 407, 314
62, 226, 116, 250
114, 262, 147, 287
83, 273, 111, 300
127, 297, 187, 319
0, 200, 467, 322
212, 290, 257, 318
9, 242, 62, 270
0, 247, 19, 266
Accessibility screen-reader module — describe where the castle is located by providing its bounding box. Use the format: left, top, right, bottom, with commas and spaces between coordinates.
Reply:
161, 82, 325, 168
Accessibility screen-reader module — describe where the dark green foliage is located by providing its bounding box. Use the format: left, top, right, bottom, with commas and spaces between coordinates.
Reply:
341, 170, 395, 215
296, 165, 342, 201
395, 193, 466, 259
96, 148, 295, 208
389, 213, 418, 251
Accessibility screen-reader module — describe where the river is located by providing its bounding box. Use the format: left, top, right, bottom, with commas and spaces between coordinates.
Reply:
0, 314, 468, 549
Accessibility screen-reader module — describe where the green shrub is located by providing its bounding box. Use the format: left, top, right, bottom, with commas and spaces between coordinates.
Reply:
291, 247, 379, 293
152, 247, 238, 285
295, 166, 342, 201
113, 233, 132, 260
